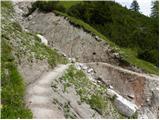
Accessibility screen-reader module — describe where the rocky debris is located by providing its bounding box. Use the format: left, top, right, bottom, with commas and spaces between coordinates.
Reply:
28, 15, 33, 20
69, 58, 76, 63
112, 52, 120, 59
87, 68, 94, 73
127, 94, 135, 99
108, 85, 113, 89
95, 36, 102, 42
138, 107, 157, 119
51, 76, 102, 119
36, 34, 48, 46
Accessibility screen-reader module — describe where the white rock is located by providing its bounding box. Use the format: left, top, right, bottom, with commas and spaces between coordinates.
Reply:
28, 15, 32, 20
68, 58, 72, 62
36, 34, 48, 46
114, 95, 138, 117
87, 68, 93, 73
107, 89, 138, 117
79, 63, 83, 68
71, 58, 76, 63
109, 85, 113, 89
83, 66, 88, 70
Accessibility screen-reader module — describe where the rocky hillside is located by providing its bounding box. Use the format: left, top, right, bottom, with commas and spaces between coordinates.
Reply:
1, 1, 159, 119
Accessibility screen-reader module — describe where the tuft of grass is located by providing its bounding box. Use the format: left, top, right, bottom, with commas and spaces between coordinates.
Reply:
1, 1, 13, 10
88, 94, 106, 115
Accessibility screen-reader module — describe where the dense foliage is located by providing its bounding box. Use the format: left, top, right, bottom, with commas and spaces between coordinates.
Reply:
150, 0, 159, 19
66, 1, 159, 66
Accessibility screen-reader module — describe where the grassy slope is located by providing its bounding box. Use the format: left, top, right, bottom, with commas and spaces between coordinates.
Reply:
59, 1, 81, 9
1, 1, 67, 118
1, 2, 32, 118
54, 10, 158, 75
60, 65, 126, 118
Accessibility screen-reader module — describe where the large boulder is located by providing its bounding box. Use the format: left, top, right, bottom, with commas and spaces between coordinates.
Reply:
107, 89, 138, 117
114, 95, 138, 117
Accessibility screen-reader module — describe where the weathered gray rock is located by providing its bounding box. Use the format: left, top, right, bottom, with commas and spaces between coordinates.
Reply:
87, 68, 93, 73
114, 96, 137, 117
107, 89, 138, 117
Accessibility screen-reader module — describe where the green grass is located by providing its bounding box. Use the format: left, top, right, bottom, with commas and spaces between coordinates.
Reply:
31, 35, 68, 68
60, 65, 125, 118
59, 1, 81, 9
54, 10, 158, 75
121, 48, 158, 75
1, 37, 33, 119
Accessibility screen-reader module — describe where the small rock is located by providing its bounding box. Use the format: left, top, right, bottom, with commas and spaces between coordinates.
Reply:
127, 94, 135, 99
109, 85, 113, 89
82, 66, 88, 70
28, 15, 32, 20
95, 36, 101, 42
71, 58, 76, 63
113, 52, 120, 58
87, 68, 93, 73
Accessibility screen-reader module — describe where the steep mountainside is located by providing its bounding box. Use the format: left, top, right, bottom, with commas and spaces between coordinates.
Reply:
66, 1, 159, 66
27, 1, 158, 74
1, 1, 159, 119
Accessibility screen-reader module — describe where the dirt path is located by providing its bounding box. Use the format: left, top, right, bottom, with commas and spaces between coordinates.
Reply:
84, 62, 158, 81
25, 64, 69, 119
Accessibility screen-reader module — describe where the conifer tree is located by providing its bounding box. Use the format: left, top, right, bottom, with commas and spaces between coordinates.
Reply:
130, 0, 140, 12
150, 0, 159, 19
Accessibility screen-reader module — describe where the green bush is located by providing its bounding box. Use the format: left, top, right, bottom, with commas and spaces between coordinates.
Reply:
88, 94, 106, 115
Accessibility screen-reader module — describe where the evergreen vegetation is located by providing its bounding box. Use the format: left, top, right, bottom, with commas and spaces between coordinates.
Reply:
130, 0, 140, 12
66, 1, 159, 66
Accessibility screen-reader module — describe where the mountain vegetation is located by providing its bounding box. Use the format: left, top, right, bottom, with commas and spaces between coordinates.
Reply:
66, 1, 159, 67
